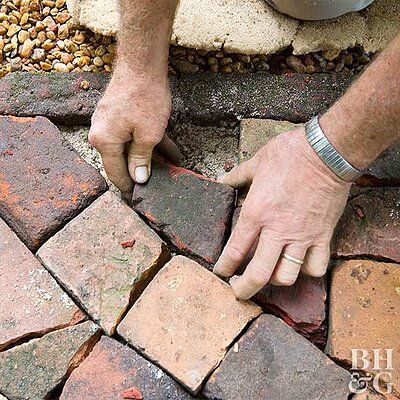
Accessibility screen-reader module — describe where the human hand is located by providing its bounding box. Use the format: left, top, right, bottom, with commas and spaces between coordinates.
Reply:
89, 63, 180, 197
213, 127, 351, 299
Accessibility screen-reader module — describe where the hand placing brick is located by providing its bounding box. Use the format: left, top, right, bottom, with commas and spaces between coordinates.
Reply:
0, 116, 107, 251
118, 255, 261, 394
0, 217, 82, 351
132, 160, 235, 264
37, 191, 170, 335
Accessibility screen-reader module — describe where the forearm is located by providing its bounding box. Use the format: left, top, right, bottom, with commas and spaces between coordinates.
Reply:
116, 0, 178, 78
320, 34, 400, 170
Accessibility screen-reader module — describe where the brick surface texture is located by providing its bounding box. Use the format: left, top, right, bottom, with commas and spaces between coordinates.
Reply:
204, 314, 350, 400
333, 187, 400, 263
132, 160, 235, 264
37, 191, 170, 335
61, 336, 194, 399
0, 116, 107, 251
0, 217, 82, 351
326, 260, 400, 394
0, 321, 100, 400
118, 255, 261, 394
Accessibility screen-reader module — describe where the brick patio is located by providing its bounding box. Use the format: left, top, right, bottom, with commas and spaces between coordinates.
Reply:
0, 75, 399, 399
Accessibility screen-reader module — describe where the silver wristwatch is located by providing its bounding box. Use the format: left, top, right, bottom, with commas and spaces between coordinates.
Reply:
304, 116, 363, 182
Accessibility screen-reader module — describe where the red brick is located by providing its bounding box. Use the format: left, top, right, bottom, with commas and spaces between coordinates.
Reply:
332, 188, 400, 262
118, 256, 261, 394
0, 321, 100, 400
203, 314, 350, 400
326, 260, 400, 394
0, 116, 107, 251
132, 160, 235, 264
0, 217, 82, 351
61, 336, 194, 399
37, 191, 170, 335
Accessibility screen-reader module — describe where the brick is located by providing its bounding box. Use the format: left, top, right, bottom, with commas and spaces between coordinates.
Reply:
326, 260, 400, 393
0, 72, 353, 125
332, 187, 400, 263
0, 116, 107, 251
204, 314, 350, 400
0, 217, 83, 351
231, 206, 327, 346
37, 191, 170, 335
61, 336, 194, 399
0, 321, 100, 400
132, 160, 235, 264
118, 255, 261, 394
353, 391, 399, 400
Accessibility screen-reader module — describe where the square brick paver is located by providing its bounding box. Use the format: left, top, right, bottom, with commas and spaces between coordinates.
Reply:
118, 255, 261, 394
61, 336, 194, 399
0, 217, 82, 351
0, 116, 107, 251
37, 191, 170, 335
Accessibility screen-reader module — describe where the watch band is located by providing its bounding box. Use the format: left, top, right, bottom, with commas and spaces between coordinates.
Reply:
305, 116, 363, 182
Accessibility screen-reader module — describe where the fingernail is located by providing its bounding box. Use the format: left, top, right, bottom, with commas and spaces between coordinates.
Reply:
135, 166, 149, 183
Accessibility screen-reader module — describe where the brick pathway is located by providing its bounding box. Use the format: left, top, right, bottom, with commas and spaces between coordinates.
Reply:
0, 114, 399, 400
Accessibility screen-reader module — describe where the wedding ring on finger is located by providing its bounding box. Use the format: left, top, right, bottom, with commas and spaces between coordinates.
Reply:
281, 253, 304, 266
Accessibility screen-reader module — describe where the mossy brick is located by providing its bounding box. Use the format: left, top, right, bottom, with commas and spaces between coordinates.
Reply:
37, 191, 170, 335
326, 260, 400, 394
203, 314, 350, 400
0, 116, 107, 251
332, 187, 400, 263
118, 256, 261, 394
132, 160, 235, 264
61, 336, 194, 400
0, 217, 83, 351
0, 321, 100, 400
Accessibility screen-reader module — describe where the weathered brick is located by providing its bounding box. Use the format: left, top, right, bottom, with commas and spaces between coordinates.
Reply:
332, 188, 400, 263
132, 160, 235, 264
353, 391, 399, 400
231, 206, 327, 346
326, 260, 400, 394
0, 217, 83, 351
0, 116, 107, 251
0, 321, 100, 400
118, 255, 261, 394
37, 191, 170, 335
204, 314, 350, 400
61, 336, 194, 399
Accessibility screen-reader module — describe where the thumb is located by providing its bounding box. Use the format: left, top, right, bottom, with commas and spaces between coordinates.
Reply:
218, 158, 256, 188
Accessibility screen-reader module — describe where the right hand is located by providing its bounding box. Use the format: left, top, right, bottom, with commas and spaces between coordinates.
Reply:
89, 64, 180, 197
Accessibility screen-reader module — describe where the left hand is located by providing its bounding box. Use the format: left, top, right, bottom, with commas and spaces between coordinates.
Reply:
213, 127, 351, 299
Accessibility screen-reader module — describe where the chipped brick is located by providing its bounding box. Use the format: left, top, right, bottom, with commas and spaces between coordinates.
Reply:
0, 116, 107, 251
118, 256, 261, 394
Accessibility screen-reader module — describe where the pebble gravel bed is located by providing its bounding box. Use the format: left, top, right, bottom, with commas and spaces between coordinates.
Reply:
0, 0, 374, 77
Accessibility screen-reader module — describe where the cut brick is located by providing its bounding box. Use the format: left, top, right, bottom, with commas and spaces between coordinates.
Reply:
326, 260, 400, 394
231, 206, 327, 346
117, 255, 261, 394
332, 187, 400, 263
132, 160, 235, 264
37, 191, 170, 335
0, 116, 107, 251
204, 314, 350, 400
0, 217, 82, 351
0, 321, 100, 400
61, 336, 194, 399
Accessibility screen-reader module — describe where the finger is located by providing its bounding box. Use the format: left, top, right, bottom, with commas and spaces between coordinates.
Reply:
230, 231, 283, 299
269, 245, 306, 286
218, 158, 256, 188
302, 244, 330, 277
156, 134, 181, 165
213, 208, 260, 278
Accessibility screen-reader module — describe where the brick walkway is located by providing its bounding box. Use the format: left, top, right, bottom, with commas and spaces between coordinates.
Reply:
0, 100, 399, 398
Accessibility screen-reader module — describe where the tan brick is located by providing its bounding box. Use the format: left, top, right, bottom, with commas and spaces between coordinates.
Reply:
326, 260, 400, 394
0, 218, 81, 351
37, 191, 170, 335
118, 255, 261, 394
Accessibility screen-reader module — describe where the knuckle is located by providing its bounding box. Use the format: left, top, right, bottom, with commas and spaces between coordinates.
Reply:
274, 275, 297, 286
224, 244, 247, 264
247, 270, 269, 288
88, 130, 106, 148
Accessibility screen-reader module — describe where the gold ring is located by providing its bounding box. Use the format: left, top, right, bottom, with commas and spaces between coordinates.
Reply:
282, 253, 304, 266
